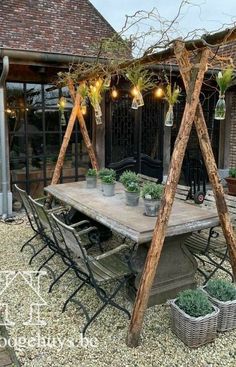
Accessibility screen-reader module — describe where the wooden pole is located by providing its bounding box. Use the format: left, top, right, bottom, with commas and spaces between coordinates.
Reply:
68, 82, 99, 171
126, 46, 209, 348
174, 40, 236, 279
195, 107, 236, 278
50, 93, 81, 185
50, 82, 99, 188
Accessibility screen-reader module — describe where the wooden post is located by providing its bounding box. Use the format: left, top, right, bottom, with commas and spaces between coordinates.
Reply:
174, 41, 236, 279
50, 82, 99, 188
68, 82, 99, 171
50, 93, 81, 185
126, 47, 209, 348
195, 107, 236, 278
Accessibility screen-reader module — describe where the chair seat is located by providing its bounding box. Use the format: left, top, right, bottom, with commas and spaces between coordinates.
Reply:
76, 253, 131, 283
185, 230, 227, 260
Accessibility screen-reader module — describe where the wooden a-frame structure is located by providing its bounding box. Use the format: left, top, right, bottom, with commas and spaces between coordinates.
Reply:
50, 26, 236, 347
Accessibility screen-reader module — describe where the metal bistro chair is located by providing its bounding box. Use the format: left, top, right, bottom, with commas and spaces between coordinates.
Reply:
29, 197, 101, 293
14, 184, 52, 264
50, 213, 135, 336
185, 190, 236, 283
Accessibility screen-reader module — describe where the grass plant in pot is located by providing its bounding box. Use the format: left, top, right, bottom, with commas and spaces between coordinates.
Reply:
141, 182, 163, 216
101, 170, 116, 197
98, 168, 116, 191
170, 289, 219, 347
86, 168, 97, 188
225, 168, 236, 196
120, 170, 140, 206
202, 279, 236, 332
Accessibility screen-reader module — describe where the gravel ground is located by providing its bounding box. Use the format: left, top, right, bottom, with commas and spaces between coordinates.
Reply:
0, 216, 236, 367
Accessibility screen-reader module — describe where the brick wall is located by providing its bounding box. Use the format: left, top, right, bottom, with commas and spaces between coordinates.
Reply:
0, 0, 115, 56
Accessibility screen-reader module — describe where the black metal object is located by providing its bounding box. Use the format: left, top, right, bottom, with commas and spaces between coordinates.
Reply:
105, 90, 164, 181
182, 153, 207, 201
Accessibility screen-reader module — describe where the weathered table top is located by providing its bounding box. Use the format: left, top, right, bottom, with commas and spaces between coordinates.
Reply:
45, 181, 219, 243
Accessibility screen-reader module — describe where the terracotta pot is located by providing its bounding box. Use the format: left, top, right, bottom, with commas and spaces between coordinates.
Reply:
225, 177, 236, 196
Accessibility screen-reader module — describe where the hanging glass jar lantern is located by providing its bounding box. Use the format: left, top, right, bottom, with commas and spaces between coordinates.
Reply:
214, 67, 234, 121
214, 94, 226, 120
80, 98, 87, 116
165, 104, 174, 127
94, 102, 102, 125
131, 86, 144, 109
58, 97, 67, 126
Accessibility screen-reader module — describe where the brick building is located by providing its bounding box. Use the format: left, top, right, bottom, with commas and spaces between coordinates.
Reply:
0, 0, 116, 215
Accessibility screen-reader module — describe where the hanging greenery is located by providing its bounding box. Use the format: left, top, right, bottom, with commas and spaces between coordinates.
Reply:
216, 67, 234, 95
215, 66, 234, 120
57, 96, 67, 126
125, 65, 155, 109
87, 79, 108, 124
164, 82, 181, 127
78, 83, 89, 116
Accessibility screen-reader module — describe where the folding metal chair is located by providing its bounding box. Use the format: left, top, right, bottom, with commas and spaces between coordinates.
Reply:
14, 184, 52, 264
185, 190, 236, 283
50, 213, 135, 336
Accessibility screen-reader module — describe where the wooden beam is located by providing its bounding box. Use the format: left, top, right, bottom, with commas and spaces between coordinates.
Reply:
174, 40, 236, 279
126, 46, 210, 348
50, 93, 81, 185
78, 26, 236, 82
68, 82, 99, 171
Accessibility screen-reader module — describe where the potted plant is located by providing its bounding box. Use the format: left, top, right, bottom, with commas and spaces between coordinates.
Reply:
120, 170, 140, 206
170, 289, 219, 347
85, 168, 97, 188
98, 168, 116, 191
202, 279, 236, 332
141, 182, 163, 216
214, 66, 234, 120
100, 170, 116, 197
225, 168, 236, 196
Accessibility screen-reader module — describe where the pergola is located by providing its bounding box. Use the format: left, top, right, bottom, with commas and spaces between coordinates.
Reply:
50, 26, 236, 347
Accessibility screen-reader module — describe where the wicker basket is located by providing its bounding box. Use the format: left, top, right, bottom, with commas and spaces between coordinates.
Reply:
170, 299, 219, 348
202, 286, 236, 332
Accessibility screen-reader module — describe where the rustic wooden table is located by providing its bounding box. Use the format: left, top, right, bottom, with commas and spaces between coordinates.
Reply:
45, 181, 219, 305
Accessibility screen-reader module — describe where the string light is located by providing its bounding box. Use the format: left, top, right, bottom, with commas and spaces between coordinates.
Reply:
6, 108, 12, 114
131, 86, 139, 97
155, 87, 164, 98
111, 87, 118, 99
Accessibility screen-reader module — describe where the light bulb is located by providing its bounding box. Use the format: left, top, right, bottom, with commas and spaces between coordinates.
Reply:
155, 87, 164, 98
131, 86, 139, 97
111, 88, 118, 99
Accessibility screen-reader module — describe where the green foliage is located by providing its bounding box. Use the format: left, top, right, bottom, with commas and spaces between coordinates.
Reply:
125, 65, 155, 92
98, 168, 116, 179
164, 82, 181, 105
125, 181, 140, 193
78, 83, 88, 99
142, 182, 163, 200
87, 79, 108, 108
216, 67, 234, 95
86, 168, 97, 177
101, 174, 116, 184
206, 279, 236, 302
176, 289, 213, 317
229, 168, 236, 178
120, 171, 140, 192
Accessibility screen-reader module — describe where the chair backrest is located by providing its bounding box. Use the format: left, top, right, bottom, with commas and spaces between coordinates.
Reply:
137, 174, 190, 201
50, 213, 87, 259
29, 196, 51, 232
203, 190, 236, 221
14, 184, 38, 230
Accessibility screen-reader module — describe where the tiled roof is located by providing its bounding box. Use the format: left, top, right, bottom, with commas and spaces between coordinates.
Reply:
0, 0, 115, 57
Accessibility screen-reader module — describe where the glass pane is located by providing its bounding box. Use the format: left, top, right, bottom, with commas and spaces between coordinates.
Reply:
7, 83, 26, 170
